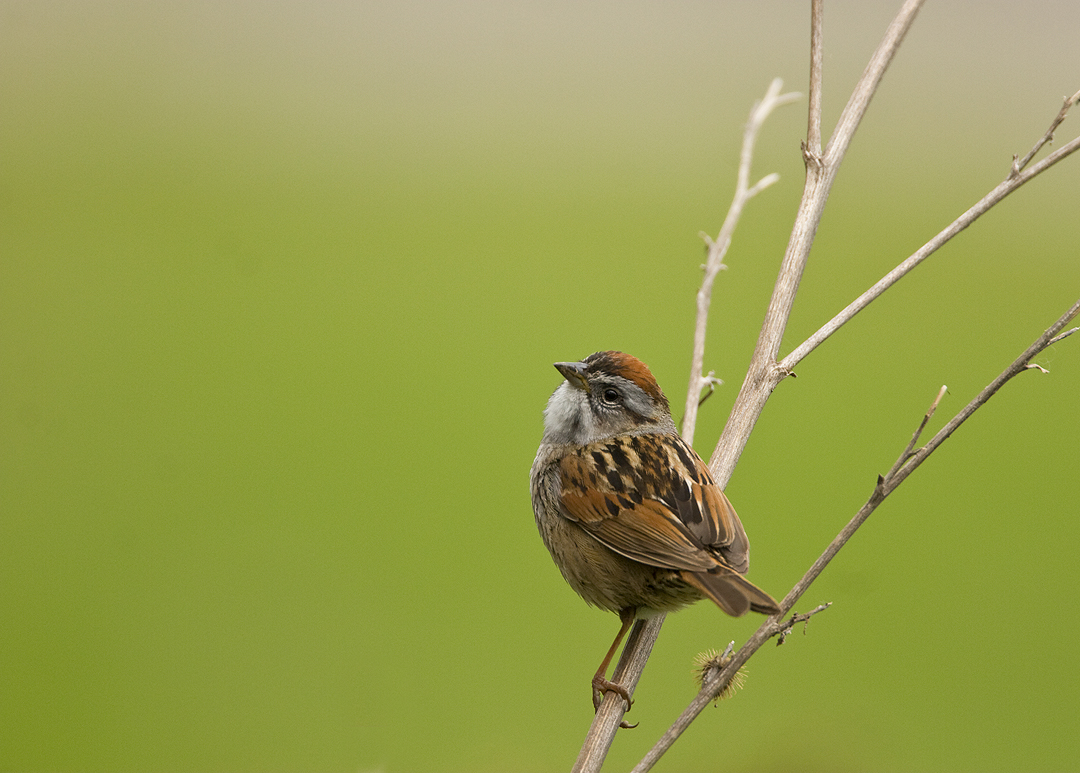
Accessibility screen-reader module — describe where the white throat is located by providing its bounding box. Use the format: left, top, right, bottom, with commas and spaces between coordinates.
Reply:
542, 382, 604, 446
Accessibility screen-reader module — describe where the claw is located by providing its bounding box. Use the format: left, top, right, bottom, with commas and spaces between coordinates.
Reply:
591, 675, 633, 712
591, 676, 637, 729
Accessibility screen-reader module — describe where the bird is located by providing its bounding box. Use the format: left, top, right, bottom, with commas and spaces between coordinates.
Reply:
530, 351, 780, 715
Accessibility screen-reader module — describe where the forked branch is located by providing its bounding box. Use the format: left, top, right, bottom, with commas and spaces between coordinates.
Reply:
710, 0, 927, 483
1013, 88, 1080, 174
632, 299, 1080, 773
570, 2, 1079, 769
780, 106, 1080, 374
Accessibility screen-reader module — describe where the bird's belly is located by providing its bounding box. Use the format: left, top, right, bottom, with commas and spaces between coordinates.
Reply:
539, 514, 702, 615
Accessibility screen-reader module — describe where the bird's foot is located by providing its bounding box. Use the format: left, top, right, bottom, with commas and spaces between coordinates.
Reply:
591, 675, 637, 728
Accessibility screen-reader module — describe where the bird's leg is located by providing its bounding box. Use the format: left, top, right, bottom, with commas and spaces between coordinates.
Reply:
591, 607, 636, 715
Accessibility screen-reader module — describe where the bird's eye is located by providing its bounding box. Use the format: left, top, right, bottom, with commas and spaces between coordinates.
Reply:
601, 388, 621, 405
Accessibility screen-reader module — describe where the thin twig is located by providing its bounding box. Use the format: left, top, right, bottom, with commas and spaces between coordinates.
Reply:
774, 603, 831, 646
780, 129, 1080, 373
806, 0, 824, 157
1013, 88, 1080, 174
879, 302, 1079, 494
632, 299, 1080, 773
883, 384, 948, 482
681, 78, 800, 447
696, 372, 723, 408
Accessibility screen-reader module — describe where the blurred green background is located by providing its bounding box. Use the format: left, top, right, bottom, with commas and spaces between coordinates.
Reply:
2, 2, 1078, 771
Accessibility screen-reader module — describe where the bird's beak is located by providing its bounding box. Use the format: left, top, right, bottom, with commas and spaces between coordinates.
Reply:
554, 361, 590, 392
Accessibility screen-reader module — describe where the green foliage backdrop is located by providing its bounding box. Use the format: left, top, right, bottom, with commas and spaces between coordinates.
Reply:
2, 2, 1078, 771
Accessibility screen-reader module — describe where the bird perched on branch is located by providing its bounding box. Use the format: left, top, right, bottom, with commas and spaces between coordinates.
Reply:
530, 351, 780, 716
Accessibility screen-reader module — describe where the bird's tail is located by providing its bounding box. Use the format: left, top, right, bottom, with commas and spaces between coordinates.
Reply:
682, 567, 781, 617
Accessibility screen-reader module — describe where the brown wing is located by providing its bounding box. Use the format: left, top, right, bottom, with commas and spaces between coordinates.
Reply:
557, 433, 750, 574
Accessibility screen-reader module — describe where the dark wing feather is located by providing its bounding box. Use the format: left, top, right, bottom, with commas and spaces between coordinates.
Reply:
673, 437, 750, 573
557, 434, 750, 574
560, 487, 714, 571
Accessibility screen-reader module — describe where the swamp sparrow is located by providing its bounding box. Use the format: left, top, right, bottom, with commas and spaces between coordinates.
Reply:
530, 351, 780, 714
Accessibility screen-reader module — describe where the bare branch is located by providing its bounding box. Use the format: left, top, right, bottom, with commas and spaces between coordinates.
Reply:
774, 603, 832, 646
879, 299, 1080, 493
883, 384, 948, 482
710, 0, 926, 483
806, 0, 824, 157
1014, 88, 1080, 174
633, 299, 1080, 773
1048, 327, 1080, 346
681, 78, 800, 447
780, 129, 1080, 372
572, 617, 663, 773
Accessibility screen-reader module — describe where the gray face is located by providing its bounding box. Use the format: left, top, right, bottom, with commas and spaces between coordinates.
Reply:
541, 369, 674, 446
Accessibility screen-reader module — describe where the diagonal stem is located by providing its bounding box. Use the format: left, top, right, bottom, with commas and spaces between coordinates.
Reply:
710, 0, 926, 483
780, 132, 1080, 373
